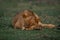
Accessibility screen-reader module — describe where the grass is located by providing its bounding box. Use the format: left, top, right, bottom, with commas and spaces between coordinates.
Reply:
0, 0, 60, 40
0, 28, 60, 40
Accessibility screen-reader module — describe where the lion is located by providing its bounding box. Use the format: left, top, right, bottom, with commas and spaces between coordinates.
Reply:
12, 9, 56, 30
12, 9, 42, 30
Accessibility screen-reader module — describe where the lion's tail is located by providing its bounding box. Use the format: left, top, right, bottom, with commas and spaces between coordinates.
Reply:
39, 23, 56, 28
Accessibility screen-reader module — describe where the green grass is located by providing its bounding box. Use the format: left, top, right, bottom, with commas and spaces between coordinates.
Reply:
0, 0, 60, 40
0, 28, 60, 40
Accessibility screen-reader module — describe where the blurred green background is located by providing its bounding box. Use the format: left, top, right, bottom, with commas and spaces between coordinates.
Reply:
0, 0, 60, 40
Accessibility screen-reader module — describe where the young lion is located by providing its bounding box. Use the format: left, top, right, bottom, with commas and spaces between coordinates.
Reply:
12, 9, 41, 30
12, 9, 55, 30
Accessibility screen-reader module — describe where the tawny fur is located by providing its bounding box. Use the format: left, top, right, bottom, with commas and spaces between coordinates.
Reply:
40, 23, 55, 28
12, 9, 56, 30
12, 9, 41, 30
